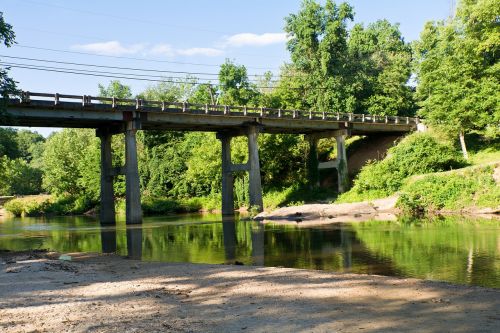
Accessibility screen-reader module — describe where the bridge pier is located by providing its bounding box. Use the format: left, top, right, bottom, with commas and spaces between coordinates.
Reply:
96, 129, 116, 225
217, 125, 263, 215
125, 120, 143, 224
310, 129, 350, 193
247, 126, 263, 212
306, 136, 320, 188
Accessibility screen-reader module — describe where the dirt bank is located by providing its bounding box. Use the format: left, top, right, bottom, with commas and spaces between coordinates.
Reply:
1, 251, 499, 332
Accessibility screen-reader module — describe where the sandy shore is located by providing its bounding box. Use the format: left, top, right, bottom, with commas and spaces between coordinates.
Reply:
1, 251, 499, 333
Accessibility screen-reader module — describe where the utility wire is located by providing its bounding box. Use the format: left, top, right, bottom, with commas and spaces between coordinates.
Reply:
13, 44, 282, 71
1, 63, 324, 90
0, 55, 298, 79
0, 60, 281, 84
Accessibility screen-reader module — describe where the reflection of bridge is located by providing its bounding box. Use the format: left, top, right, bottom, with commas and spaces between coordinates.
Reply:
4, 92, 418, 224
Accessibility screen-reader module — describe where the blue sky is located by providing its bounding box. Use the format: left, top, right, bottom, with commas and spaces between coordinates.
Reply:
1, 0, 452, 136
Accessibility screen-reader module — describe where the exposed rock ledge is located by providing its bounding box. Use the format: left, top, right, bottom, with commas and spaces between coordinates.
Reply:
255, 196, 399, 225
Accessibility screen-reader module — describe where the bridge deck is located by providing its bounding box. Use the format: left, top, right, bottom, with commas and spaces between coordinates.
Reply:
3, 92, 418, 134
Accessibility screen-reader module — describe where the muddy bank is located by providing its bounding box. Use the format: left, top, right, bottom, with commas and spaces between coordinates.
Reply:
255, 196, 399, 225
1, 251, 499, 332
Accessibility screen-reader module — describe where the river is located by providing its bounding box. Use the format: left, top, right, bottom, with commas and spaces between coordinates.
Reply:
0, 214, 498, 288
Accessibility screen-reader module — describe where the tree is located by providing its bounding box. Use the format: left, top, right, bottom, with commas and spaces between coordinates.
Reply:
98, 80, 132, 99
284, 0, 354, 112
42, 129, 100, 199
414, 0, 499, 158
218, 59, 259, 106
0, 12, 17, 111
349, 20, 416, 115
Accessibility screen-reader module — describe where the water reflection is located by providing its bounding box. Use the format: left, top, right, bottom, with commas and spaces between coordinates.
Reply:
99, 224, 116, 254
0, 214, 498, 288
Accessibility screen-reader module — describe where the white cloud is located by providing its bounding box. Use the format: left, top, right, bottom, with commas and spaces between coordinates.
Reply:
149, 44, 175, 57
176, 47, 223, 57
72, 41, 145, 56
222, 33, 288, 47
72, 41, 223, 58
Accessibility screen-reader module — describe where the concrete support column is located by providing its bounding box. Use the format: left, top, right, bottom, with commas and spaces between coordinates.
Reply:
306, 136, 320, 188
246, 126, 263, 213
336, 133, 349, 193
125, 121, 142, 224
219, 134, 234, 215
97, 130, 116, 225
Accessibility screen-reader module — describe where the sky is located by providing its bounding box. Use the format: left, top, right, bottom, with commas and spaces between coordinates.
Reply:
1, 0, 452, 136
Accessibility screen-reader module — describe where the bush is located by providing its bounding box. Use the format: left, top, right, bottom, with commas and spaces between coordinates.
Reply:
3, 195, 96, 217
397, 166, 500, 215
4, 196, 51, 217
338, 133, 467, 202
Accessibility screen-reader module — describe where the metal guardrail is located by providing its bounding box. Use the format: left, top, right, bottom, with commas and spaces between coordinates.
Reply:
17, 91, 419, 125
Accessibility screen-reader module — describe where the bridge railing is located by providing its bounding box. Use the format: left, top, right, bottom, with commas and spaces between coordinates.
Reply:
17, 91, 419, 125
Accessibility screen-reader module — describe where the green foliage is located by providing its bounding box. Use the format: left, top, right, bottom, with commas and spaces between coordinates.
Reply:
98, 80, 132, 99
338, 133, 467, 202
282, 1, 414, 115
4, 194, 96, 217
414, 0, 499, 153
0, 11, 17, 112
398, 166, 500, 215
42, 129, 100, 199
218, 59, 258, 106
0, 156, 42, 195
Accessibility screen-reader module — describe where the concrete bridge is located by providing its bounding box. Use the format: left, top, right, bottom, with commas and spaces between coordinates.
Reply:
2, 92, 418, 224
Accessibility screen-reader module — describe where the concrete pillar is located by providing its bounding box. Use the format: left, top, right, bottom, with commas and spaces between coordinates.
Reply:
125, 121, 142, 224
306, 136, 320, 188
220, 134, 235, 215
246, 126, 263, 213
97, 131, 116, 225
336, 134, 349, 193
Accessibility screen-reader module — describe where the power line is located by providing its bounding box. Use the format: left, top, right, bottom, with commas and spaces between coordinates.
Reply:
0, 55, 288, 79
0, 60, 282, 84
13, 44, 282, 71
1, 62, 324, 90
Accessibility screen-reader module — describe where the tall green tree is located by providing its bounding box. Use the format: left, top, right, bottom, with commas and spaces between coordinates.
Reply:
284, 0, 354, 112
349, 20, 415, 115
218, 59, 259, 106
0, 12, 17, 112
414, 0, 499, 158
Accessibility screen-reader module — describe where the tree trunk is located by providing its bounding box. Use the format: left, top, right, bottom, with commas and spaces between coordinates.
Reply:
459, 130, 469, 160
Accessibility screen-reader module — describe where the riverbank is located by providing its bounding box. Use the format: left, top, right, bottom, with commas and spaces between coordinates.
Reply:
1, 251, 498, 332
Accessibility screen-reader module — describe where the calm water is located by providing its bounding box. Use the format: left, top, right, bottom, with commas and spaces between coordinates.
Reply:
0, 214, 499, 288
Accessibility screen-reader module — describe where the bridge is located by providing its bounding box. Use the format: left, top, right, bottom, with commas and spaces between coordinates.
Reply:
2, 92, 419, 224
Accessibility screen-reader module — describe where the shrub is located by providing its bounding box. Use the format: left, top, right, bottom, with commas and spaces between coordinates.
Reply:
397, 166, 500, 215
